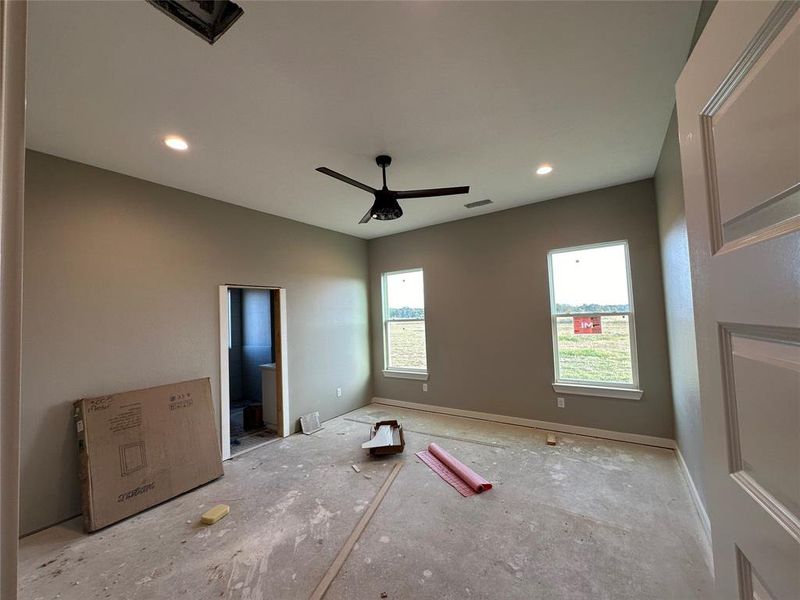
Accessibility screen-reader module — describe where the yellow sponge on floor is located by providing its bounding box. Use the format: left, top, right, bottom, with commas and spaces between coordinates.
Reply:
201, 504, 230, 525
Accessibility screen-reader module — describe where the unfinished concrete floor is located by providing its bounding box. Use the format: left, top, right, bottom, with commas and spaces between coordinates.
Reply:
19, 405, 713, 599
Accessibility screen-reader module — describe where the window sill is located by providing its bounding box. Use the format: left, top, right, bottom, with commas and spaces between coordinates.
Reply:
552, 382, 643, 400
383, 370, 429, 381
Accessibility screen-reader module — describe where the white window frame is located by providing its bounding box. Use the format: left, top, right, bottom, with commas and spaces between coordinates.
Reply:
381, 268, 428, 380
547, 240, 643, 400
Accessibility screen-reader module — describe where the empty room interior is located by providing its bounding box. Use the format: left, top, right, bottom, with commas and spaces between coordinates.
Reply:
1, 0, 798, 599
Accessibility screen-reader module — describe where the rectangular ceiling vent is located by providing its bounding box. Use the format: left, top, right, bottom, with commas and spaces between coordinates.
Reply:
464, 199, 493, 209
147, 0, 244, 45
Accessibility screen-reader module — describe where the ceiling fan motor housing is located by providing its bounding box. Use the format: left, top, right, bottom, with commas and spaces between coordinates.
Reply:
371, 190, 403, 220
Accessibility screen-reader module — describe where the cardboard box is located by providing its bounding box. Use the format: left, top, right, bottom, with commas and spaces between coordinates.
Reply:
364, 420, 405, 456
74, 378, 223, 532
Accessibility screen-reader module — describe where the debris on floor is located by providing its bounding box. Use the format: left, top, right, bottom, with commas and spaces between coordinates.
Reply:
416, 443, 492, 496
351, 464, 361, 473
300, 410, 324, 434
201, 504, 230, 525
361, 420, 405, 455
546, 433, 557, 446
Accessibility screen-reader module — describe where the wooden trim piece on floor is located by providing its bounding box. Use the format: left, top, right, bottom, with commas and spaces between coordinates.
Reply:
343, 416, 507, 448
371, 397, 677, 450
310, 463, 403, 600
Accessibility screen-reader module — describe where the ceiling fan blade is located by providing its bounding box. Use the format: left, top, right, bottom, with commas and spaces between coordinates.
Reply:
316, 167, 376, 194
358, 208, 373, 224
396, 186, 470, 199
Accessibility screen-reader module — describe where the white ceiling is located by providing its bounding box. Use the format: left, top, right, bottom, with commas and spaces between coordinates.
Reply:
26, 1, 699, 239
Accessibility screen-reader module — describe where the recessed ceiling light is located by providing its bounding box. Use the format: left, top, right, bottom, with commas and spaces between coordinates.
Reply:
164, 136, 189, 151
536, 164, 553, 175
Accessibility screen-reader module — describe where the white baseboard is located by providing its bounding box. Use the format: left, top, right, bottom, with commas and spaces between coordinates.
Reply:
675, 447, 712, 551
371, 397, 676, 449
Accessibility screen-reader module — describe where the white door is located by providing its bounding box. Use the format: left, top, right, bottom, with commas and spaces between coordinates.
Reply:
677, 1, 799, 598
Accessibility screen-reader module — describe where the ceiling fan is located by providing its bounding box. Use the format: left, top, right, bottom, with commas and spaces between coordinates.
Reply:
316, 155, 470, 224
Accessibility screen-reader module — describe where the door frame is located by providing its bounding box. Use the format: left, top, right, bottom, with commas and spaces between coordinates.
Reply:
218, 284, 290, 460
1, 1, 28, 597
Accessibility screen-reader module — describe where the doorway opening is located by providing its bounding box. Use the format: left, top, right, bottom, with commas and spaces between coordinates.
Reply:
219, 285, 289, 459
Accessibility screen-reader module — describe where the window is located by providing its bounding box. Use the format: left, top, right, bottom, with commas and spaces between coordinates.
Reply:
547, 241, 641, 399
381, 268, 427, 379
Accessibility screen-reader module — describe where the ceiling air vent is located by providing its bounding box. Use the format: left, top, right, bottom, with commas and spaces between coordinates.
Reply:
464, 199, 493, 209
147, 0, 244, 45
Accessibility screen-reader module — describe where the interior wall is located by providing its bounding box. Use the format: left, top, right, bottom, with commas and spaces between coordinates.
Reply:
368, 179, 674, 439
654, 111, 705, 507
651, 0, 717, 512
21, 150, 371, 535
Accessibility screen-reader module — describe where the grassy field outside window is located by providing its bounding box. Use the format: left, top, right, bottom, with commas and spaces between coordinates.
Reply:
556, 316, 633, 384
387, 320, 427, 370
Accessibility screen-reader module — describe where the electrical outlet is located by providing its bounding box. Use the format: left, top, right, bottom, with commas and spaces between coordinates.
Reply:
557, 397, 565, 408
422, 383, 428, 392
336, 387, 342, 398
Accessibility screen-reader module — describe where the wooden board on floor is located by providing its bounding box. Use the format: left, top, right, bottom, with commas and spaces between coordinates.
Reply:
309, 463, 403, 600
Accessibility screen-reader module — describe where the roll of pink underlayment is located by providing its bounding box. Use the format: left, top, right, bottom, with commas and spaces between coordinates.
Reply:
416, 442, 493, 497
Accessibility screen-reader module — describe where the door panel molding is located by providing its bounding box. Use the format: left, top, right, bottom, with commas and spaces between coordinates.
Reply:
700, 1, 799, 252
701, 1, 797, 116
720, 323, 800, 542
737, 546, 777, 600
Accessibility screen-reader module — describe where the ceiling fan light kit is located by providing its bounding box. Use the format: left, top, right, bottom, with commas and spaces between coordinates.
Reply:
371, 197, 404, 221
147, 0, 244, 45
316, 155, 469, 224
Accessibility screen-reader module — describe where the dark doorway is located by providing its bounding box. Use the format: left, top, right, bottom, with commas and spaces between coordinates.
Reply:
227, 287, 278, 456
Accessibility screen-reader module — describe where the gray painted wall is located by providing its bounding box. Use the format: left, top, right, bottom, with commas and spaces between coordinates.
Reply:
21, 151, 371, 534
650, 0, 717, 511
368, 179, 674, 439
654, 111, 705, 508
